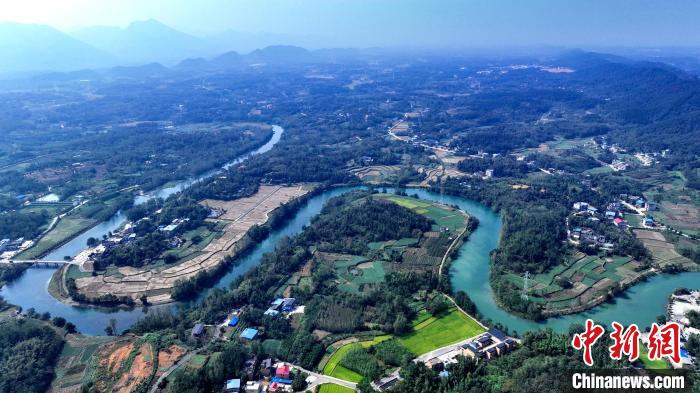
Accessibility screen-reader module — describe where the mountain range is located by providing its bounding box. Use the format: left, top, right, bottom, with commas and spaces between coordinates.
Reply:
0, 22, 114, 74
0, 19, 320, 75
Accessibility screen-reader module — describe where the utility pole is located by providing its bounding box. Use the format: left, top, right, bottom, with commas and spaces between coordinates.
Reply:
521, 271, 530, 300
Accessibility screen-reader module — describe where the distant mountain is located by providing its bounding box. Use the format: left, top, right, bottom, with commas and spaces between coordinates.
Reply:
206, 30, 319, 54
248, 45, 313, 64
106, 63, 171, 79
208, 51, 244, 68
72, 19, 212, 65
0, 22, 113, 74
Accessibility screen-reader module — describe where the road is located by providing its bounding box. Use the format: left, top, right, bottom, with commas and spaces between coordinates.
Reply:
413, 332, 488, 363
149, 325, 224, 393
388, 120, 456, 154
438, 225, 468, 278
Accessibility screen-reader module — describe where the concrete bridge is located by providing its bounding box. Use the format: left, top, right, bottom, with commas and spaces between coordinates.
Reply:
1, 259, 78, 268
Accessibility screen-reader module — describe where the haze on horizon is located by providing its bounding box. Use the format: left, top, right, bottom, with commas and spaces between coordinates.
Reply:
2, 0, 700, 49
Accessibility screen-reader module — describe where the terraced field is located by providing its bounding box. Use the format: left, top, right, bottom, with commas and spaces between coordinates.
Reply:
506, 252, 644, 312
634, 229, 695, 269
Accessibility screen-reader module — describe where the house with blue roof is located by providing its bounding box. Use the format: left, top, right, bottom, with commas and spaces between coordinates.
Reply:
240, 328, 259, 340
224, 378, 241, 392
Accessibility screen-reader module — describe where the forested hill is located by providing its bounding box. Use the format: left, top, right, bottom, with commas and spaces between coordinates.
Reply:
300, 192, 433, 255
564, 53, 700, 156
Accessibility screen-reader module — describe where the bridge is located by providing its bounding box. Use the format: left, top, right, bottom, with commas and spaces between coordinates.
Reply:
1, 259, 78, 268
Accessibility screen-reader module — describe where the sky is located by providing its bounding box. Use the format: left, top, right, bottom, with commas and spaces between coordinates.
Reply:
1, 0, 699, 48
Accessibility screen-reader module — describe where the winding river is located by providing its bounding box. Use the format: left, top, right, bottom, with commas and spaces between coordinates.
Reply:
1, 135, 697, 335
0, 126, 284, 334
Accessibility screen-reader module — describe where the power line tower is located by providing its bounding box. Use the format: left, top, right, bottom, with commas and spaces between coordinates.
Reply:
521, 271, 531, 300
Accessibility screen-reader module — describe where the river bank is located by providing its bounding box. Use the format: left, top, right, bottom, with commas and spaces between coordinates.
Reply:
2, 177, 698, 335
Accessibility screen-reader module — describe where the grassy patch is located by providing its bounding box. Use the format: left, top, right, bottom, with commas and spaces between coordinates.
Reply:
397, 308, 485, 355
18, 217, 96, 259
318, 384, 356, 393
322, 336, 391, 382
639, 346, 669, 369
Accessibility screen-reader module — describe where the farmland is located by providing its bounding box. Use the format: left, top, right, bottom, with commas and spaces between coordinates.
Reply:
350, 165, 402, 184
50, 335, 115, 393
505, 252, 646, 315
18, 217, 97, 259
633, 229, 695, 269
72, 184, 311, 304
321, 307, 484, 382
318, 384, 355, 393
321, 336, 391, 382
397, 308, 485, 355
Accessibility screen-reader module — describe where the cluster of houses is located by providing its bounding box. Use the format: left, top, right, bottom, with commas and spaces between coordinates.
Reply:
414, 327, 517, 383
223, 362, 297, 392
81, 223, 139, 264
634, 151, 670, 167
158, 217, 190, 234
569, 227, 614, 251
569, 202, 615, 251
0, 237, 33, 260
0, 237, 25, 254
460, 328, 517, 362
658, 289, 700, 369
264, 298, 298, 317
569, 194, 660, 249
609, 159, 629, 172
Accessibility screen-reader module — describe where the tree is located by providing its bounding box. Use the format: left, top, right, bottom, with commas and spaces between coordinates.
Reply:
292, 372, 307, 391
52, 316, 66, 328
393, 314, 410, 335
65, 322, 77, 334
426, 296, 449, 316
454, 291, 477, 315
140, 294, 148, 306
105, 318, 118, 336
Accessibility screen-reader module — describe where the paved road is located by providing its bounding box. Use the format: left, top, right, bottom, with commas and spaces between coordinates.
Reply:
413, 332, 486, 364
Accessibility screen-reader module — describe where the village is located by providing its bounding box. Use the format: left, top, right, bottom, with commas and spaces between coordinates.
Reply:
182, 294, 518, 393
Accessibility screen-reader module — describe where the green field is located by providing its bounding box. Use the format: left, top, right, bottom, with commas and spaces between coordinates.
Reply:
322, 343, 365, 383
328, 254, 385, 294
18, 217, 97, 259
318, 384, 355, 393
323, 309, 484, 382
322, 336, 391, 382
397, 308, 485, 355
378, 194, 467, 232
188, 354, 208, 368
639, 346, 669, 369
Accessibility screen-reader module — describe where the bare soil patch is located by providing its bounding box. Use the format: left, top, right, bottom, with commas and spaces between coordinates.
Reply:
156, 345, 187, 377
112, 343, 154, 393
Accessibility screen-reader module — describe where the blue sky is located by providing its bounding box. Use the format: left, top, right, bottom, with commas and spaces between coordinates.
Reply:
1, 0, 699, 48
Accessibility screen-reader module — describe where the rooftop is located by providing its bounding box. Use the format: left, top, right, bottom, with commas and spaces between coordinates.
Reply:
240, 328, 259, 340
